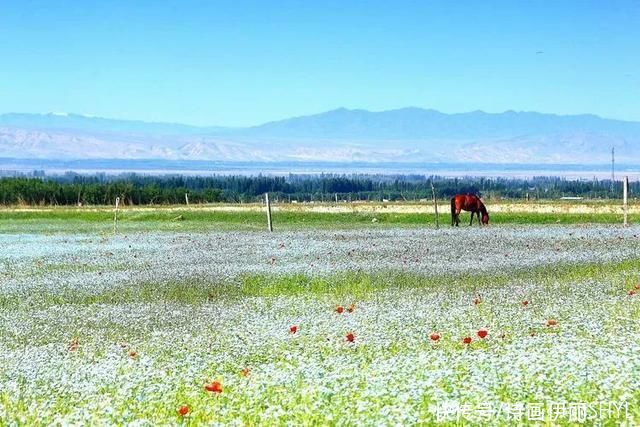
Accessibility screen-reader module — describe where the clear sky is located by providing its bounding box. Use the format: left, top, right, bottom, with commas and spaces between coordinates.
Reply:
1, 0, 638, 126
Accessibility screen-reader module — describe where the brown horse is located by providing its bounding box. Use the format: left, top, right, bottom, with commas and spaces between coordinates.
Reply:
451, 194, 489, 226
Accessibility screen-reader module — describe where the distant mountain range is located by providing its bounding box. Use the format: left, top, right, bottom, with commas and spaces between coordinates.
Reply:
1, 108, 639, 164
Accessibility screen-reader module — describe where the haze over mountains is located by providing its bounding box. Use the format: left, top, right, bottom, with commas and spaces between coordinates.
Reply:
1, 108, 639, 164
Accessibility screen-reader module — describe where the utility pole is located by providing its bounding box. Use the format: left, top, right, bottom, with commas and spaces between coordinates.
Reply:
611, 147, 615, 194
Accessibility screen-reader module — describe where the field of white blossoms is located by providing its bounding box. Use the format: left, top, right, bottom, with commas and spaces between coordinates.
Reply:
1, 224, 640, 425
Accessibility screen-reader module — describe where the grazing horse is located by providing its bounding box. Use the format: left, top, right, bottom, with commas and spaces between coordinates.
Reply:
451, 194, 489, 226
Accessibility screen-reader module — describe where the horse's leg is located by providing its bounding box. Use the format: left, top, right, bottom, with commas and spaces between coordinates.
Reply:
469, 211, 480, 225
451, 199, 455, 227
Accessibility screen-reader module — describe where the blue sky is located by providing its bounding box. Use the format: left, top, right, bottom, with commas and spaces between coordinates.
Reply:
1, 0, 638, 126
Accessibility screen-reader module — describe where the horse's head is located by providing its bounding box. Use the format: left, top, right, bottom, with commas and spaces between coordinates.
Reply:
481, 212, 489, 225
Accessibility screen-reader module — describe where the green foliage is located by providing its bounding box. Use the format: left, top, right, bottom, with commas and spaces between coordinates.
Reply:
0, 208, 637, 235
0, 173, 635, 206
3, 257, 638, 309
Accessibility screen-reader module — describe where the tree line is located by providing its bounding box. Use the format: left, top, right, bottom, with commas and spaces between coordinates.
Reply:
0, 173, 635, 206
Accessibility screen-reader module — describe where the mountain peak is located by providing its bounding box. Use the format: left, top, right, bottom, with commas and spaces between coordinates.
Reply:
243, 107, 640, 140
1, 108, 640, 164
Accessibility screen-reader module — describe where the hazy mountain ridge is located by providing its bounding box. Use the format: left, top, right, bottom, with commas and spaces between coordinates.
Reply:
245, 108, 640, 140
1, 108, 639, 164
0, 112, 231, 135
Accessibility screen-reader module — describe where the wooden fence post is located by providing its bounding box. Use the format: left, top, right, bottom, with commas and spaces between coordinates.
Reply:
265, 192, 273, 232
623, 176, 629, 227
431, 182, 439, 229
113, 197, 120, 233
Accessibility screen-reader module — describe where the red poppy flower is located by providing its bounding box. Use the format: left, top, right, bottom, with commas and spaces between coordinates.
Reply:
205, 380, 223, 393
473, 298, 481, 305
240, 367, 250, 377
336, 305, 344, 314
68, 338, 80, 352
128, 350, 137, 359
547, 319, 558, 327
429, 332, 440, 342
177, 405, 190, 416
628, 290, 636, 296
289, 325, 298, 334
462, 336, 472, 344
522, 300, 529, 306
345, 332, 355, 343
477, 328, 488, 339
347, 303, 356, 313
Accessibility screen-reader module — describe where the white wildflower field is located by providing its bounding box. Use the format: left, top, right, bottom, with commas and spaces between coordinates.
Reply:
1, 224, 640, 425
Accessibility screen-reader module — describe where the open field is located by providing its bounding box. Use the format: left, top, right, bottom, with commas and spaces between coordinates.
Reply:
0, 200, 638, 234
1, 215, 640, 424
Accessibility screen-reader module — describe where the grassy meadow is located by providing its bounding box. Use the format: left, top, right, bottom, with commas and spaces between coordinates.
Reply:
1, 202, 639, 425
0, 199, 637, 233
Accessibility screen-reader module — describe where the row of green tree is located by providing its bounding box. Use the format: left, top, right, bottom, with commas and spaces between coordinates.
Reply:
0, 173, 635, 206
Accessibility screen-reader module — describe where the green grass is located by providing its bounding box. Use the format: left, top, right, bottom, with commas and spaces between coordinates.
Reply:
3, 257, 638, 310
0, 207, 636, 234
